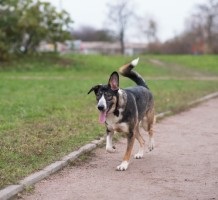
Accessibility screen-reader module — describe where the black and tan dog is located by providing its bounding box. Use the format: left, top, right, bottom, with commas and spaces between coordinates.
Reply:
88, 58, 155, 171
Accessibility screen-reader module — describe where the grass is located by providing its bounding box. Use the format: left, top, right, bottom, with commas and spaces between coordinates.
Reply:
0, 54, 218, 189
149, 54, 218, 75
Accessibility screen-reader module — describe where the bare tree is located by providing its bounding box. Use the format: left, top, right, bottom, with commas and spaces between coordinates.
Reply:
106, 0, 135, 54
136, 15, 159, 43
194, 0, 218, 53
183, 0, 218, 53
146, 19, 158, 42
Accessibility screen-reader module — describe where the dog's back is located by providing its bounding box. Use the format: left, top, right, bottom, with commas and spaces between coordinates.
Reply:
119, 58, 154, 121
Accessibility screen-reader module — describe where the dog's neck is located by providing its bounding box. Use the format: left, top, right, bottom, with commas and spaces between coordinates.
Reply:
113, 89, 127, 116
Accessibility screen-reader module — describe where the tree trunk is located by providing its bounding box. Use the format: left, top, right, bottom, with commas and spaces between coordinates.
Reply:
120, 30, 125, 55
54, 42, 58, 52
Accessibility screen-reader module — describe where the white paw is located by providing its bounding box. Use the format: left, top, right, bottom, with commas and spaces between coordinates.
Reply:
134, 152, 143, 159
116, 161, 129, 171
106, 146, 116, 153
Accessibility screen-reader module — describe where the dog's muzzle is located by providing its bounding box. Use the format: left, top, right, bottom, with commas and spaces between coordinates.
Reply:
97, 105, 105, 111
97, 95, 107, 123
97, 95, 107, 111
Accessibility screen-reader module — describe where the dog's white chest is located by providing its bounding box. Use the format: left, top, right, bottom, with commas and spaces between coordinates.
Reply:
106, 111, 129, 133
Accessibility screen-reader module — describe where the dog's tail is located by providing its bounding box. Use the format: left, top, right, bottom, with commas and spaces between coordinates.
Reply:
119, 58, 149, 89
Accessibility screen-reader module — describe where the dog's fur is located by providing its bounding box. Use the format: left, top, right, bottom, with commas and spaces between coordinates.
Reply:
88, 58, 155, 171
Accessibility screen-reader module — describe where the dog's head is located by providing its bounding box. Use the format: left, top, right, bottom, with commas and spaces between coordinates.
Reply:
88, 71, 119, 123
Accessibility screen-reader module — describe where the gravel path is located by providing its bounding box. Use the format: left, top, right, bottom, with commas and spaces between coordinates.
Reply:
21, 98, 218, 200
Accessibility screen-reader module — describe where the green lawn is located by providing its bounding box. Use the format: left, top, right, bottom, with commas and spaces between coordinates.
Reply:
149, 54, 218, 75
0, 54, 218, 189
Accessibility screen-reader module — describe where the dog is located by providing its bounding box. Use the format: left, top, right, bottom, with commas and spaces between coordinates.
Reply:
88, 58, 155, 171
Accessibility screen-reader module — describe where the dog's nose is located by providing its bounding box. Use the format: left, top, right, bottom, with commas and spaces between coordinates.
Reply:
98, 105, 105, 111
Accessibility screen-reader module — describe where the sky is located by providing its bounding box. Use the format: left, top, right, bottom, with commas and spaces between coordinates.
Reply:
45, 0, 206, 42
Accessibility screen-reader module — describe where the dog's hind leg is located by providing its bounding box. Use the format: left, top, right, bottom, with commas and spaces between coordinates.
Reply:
142, 109, 155, 151
117, 131, 135, 171
134, 125, 145, 159
147, 122, 155, 151
147, 110, 155, 151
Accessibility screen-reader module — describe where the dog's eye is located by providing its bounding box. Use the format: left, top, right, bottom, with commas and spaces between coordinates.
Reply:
97, 91, 103, 96
96, 91, 103, 99
105, 92, 113, 99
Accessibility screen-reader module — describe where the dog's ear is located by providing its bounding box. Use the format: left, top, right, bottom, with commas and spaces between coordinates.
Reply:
108, 71, 119, 91
87, 85, 101, 94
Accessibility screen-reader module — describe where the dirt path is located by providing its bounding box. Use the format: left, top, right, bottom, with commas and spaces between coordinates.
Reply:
20, 98, 218, 200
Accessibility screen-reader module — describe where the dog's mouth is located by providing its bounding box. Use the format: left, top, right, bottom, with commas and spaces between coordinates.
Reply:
99, 110, 107, 124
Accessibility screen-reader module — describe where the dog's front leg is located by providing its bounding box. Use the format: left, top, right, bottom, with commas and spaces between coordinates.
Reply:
106, 129, 115, 153
117, 132, 135, 171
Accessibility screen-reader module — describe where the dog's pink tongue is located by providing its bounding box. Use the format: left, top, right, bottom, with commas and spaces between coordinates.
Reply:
99, 111, 107, 124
